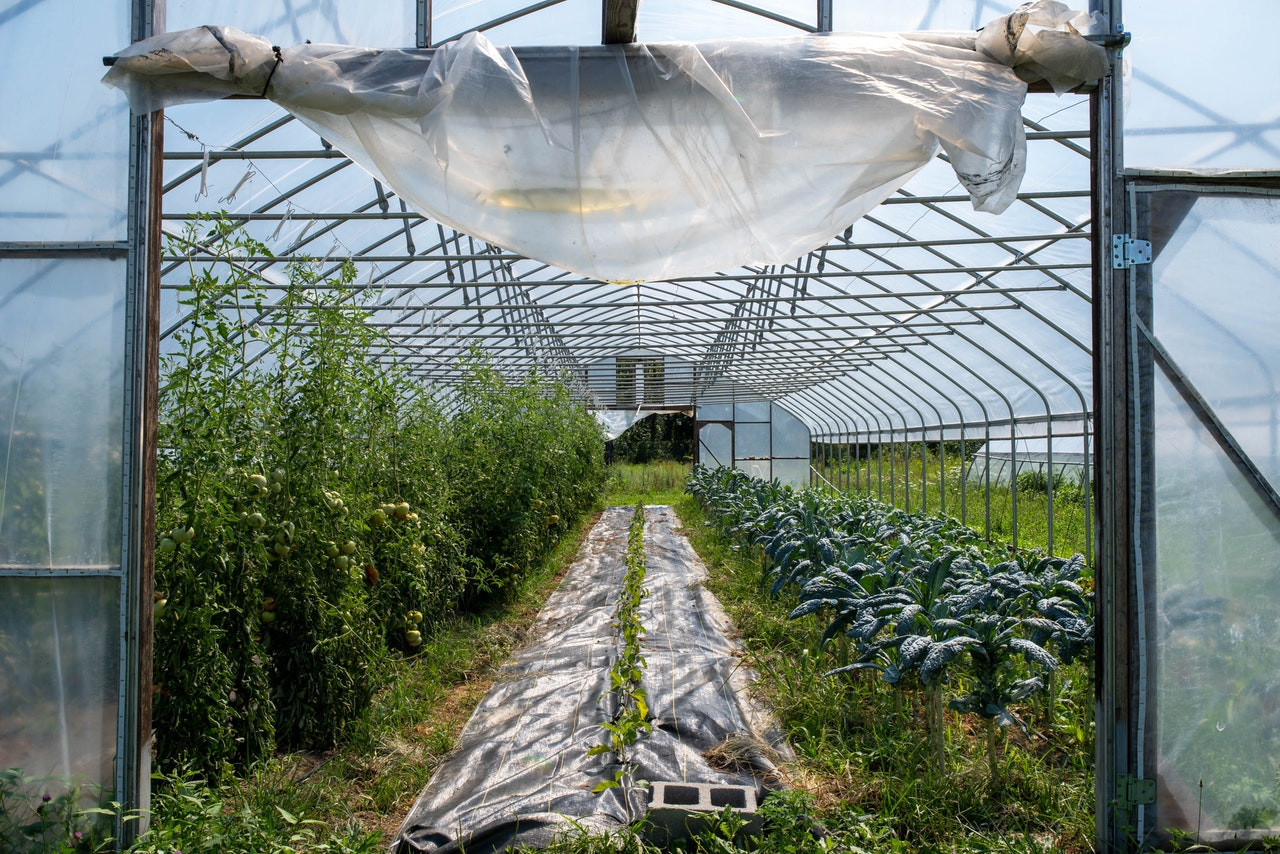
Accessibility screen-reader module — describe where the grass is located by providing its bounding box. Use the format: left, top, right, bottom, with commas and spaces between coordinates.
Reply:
603, 460, 691, 507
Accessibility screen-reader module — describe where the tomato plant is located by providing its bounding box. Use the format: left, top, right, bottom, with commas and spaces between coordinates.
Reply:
154, 217, 606, 773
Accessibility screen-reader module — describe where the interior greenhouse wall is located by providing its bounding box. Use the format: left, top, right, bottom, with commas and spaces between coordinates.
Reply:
14, 1, 1280, 852
695, 401, 811, 488
0, 0, 155, 841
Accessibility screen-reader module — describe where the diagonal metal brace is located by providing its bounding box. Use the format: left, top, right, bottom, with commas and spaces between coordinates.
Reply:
1138, 317, 1280, 526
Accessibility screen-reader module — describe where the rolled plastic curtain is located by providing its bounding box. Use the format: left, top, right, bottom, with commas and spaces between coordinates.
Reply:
104, 1, 1105, 284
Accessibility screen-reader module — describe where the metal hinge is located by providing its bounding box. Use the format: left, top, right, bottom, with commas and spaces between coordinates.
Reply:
1112, 234, 1153, 269
1113, 774, 1156, 831
1116, 773, 1156, 810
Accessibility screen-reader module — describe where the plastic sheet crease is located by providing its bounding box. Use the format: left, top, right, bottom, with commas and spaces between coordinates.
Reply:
103, 2, 1105, 283
389, 505, 789, 853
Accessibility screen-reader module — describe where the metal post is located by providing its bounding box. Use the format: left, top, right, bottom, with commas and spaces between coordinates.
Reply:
1093, 0, 1138, 847
816, 0, 832, 33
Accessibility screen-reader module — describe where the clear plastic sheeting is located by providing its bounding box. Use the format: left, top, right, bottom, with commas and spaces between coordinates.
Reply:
1152, 372, 1280, 844
1149, 193, 1280, 484
965, 435, 1091, 486
1125, 0, 1280, 171
595, 409, 690, 441
104, 3, 1105, 283
0, 259, 126, 569
391, 506, 788, 853
0, 2, 130, 242
1145, 189, 1280, 844
0, 577, 121, 793
695, 402, 811, 488
165, 0, 416, 49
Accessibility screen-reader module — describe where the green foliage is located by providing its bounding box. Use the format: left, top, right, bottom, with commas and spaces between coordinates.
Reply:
605, 461, 691, 508
610, 413, 694, 464
675, 488, 1096, 852
122, 770, 380, 854
688, 464, 1094, 785
0, 769, 114, 854
591, 507, 653, 807
154, 218, 605, 779
445, 355, 607, 602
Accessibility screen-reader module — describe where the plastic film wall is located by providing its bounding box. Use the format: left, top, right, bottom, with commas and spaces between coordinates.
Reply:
0, 0, 151, 826
1139, 189, 1280, 846
696, 401, 810, 487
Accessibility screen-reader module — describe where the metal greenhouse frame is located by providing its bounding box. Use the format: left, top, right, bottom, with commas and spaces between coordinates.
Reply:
4, 0, 1280, 850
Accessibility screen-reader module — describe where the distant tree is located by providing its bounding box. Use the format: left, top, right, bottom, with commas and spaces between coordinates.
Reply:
612, 413, 693, 463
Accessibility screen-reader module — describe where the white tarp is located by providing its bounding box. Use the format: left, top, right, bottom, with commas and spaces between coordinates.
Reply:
104, 2, 1104, 284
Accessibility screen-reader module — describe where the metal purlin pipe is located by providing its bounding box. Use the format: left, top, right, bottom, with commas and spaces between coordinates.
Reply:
851, 361, 944, 514
834, 242, 1087, 555
894, 346, 1005, 536
160, 215, 1080, 402
890, 339, 1017, 543
853, 210, 1093, 352
876, 353, 979, 517
815, 371, 912, 509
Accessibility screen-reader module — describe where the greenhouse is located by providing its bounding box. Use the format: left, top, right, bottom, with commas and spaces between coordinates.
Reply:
2, 0, 1278, 851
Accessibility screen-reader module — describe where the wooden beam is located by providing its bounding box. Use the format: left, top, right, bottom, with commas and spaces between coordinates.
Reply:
603, 0, 639, 44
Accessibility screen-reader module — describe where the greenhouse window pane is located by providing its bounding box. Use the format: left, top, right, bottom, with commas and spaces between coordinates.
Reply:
735, 422, 771, 459
772, 457, 810, 488
771, 405, 810, 458
0, 259, 125, 568
0, 2, 129, 242
697, 403, 732, 421
737, 459, 771, 481
1125, 1, 1280, 170
0, 576, 120, 795
734, 401, 770, 423
698, 423, 731, 467
1149, 192, 1280, 489
1152, 370, 1280, 844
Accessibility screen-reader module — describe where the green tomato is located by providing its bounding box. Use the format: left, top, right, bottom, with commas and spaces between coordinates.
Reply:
274, 542, 291, 557
247, 512, 266, 529
325, 542, 340, 558
341, 540, 356, 555
249, 473, 268, 490
260, 610, 276, 624
335, 555, 350, 570
153, 598, 168, 618
405, 629, 422, 648
158, 537, 177, 555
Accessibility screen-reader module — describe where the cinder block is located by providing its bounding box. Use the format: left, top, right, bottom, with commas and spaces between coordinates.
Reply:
643, 781, 761, 845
